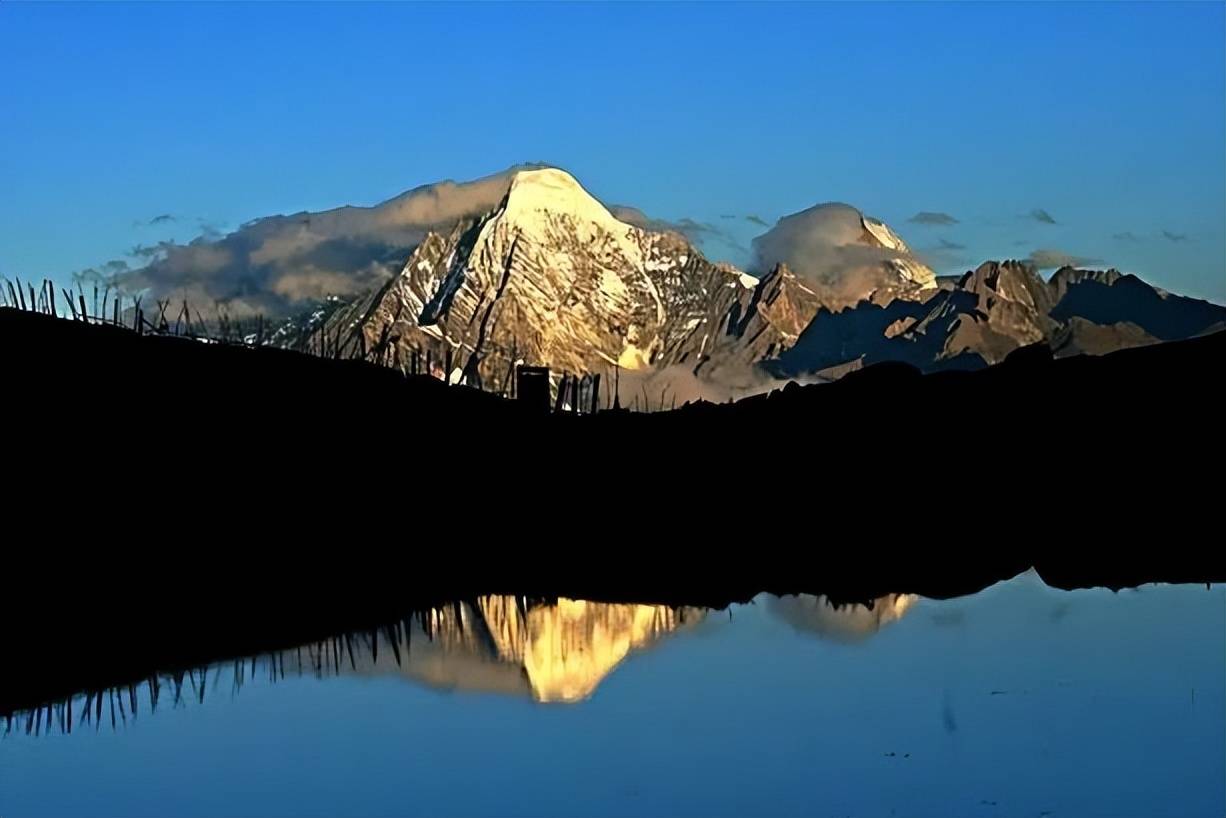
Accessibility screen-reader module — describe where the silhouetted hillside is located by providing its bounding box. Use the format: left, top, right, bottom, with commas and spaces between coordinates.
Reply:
4, 304, 1221, 531
2, 306, 1222, 717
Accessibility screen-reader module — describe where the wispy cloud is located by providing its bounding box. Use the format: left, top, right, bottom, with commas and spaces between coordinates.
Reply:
196, 219, 226, 242
917, 236, 971, 270
1113, 231, 1141, 242
677, 217, 720, 237
616, 210, 755, 257
1027, 248, 1102, 269
129, 241, 176, 260
610, 206, 734, 246
908, 211, 958, 226
1162, 230, 1188, 242
1028, 208, 1058, 225
745, 214, 769, 228
916, 237, 970, 269
69, 259, 131, 285
110, 166, 539, 318
752, 202, 933, 308
132, 214, 177, 228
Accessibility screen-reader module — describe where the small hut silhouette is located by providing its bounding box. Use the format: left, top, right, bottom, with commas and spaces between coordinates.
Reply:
515, 366, 551, 414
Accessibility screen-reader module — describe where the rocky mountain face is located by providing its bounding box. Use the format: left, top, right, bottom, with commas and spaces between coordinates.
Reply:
658, 261, 828, 383
264, 166, 1222, 398
1049, 317, 1159, 358
769, 260, 1226, 379
308, 169, 952, 394
1049, 268, 1226, 340
320, 168, 761, 388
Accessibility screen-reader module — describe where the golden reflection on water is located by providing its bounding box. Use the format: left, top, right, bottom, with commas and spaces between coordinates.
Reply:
8, 593, 922, 738
375, 596, 706, 703
316, 594, 917, 702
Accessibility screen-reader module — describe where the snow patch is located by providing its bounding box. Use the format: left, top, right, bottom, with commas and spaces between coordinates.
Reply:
617, 344, 651, 370
599, 268, 629, 303
500, 168, 647, 268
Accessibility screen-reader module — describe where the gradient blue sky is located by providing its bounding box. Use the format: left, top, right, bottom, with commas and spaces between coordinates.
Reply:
2, 2, 1223, 301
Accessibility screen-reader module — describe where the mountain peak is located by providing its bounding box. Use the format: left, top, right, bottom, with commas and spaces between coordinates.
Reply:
502, 167, 623, 228
750, 202, 937, 308
508, 165, 583, 190
321, 164, 755, 386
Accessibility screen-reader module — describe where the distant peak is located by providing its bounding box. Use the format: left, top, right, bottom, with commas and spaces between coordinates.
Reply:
972, 259, 1039, 276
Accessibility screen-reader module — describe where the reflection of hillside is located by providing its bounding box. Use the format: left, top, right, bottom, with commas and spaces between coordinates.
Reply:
290, 597, 705, 703
768, 594, 917, 643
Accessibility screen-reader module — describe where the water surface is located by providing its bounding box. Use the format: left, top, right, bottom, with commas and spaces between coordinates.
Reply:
2, 573, 1222, 817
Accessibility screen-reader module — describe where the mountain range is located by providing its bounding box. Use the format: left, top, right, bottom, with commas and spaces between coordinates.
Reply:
118, 166, 1225, 398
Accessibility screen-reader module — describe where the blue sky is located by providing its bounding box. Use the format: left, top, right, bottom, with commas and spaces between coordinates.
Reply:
2, 1, 1223, 300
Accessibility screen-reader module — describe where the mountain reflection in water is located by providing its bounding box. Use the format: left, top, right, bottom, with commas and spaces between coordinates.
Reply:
269, 594, 916, 703
322, 596, 708, 703
5, 593, 920, 736
769, 594, 917, 643
5, 580, 1223, 818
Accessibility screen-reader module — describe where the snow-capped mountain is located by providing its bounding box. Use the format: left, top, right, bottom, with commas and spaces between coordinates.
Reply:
751, 202, 937, 310
118, 165, 546, 319
321, 168, 762, 387
261, 166, 1224, 398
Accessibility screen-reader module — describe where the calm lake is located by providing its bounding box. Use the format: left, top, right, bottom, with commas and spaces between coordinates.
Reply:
2, 573, 1223, 818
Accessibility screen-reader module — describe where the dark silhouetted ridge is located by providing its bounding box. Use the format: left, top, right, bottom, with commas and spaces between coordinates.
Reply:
1, 306, 1222, 717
